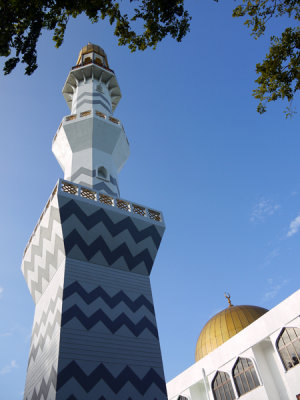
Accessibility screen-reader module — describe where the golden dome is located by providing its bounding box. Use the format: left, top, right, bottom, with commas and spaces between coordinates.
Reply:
76, 43, 108, 66
195, 302, 268, 361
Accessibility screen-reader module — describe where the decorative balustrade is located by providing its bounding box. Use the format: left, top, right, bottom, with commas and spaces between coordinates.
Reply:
81, 187, 96, 200
116, 199, 130, 212
65, 110, 120, 125
66, 114, 77, 121
96, 111, 106, 119
148, 209, 161, 221
60, 180, 162, 223
71, 62, 115, 74
23, 179, 163, 258
80, 110, 91, 117
132, 204, 146, 217
99, 193, 114, 206
61, 181, 78, 195
53, 109, 127, 144
109, 116, 120, 125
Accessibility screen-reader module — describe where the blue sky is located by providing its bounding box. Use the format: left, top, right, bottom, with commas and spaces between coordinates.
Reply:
1, 0, 300, 398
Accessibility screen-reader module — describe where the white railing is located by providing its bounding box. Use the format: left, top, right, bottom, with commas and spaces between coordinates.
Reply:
65, 109, 120, 124
60, 180, 163, 223
23, 179, 163, 258
53, 110, 124, 144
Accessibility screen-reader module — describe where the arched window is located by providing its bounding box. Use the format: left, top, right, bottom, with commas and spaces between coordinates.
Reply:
83, 55, 92, 65
277, 327, 300, 370
233, 357, 260, 396
212, 371, 236, 400
97, 166, 108, 180
94, 56, 104, 66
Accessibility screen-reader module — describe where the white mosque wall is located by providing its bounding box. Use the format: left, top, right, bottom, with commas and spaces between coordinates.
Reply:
189, 380, 207, 399
268, 316, 300, 399
167, 289, 300, 400
252, 341, 283, 400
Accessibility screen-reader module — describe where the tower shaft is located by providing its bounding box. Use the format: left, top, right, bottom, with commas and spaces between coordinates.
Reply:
22, 44, 167, 399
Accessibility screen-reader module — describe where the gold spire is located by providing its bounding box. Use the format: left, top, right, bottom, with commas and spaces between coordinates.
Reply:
224, 292, 233, 307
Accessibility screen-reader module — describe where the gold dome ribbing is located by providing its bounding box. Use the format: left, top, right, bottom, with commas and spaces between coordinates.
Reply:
76, 43, 108, 66
195, 304, 268, 361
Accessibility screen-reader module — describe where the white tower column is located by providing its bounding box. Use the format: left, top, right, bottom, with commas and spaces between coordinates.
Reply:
52, 43, 128, 197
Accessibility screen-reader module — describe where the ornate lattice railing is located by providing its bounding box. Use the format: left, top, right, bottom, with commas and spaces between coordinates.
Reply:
23, 179, 163, 257
81, 187, 96, 200
65, 114, 76, 121
53, 109, 125, 145
60, 179, 162, 223
80, 110, 91, 118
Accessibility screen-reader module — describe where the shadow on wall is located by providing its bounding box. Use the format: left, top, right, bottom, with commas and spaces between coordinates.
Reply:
252, 340, 290, 400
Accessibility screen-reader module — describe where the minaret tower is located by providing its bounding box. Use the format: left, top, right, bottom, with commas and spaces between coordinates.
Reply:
22, 43, 167, 400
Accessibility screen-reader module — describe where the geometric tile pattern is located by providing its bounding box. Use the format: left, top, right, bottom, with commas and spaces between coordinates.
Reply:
21, 193, 65, 304
75, 91, 113, 114
66, 167, 119, 196
56, 362, 167, 396
25, 365, 57, 400
58, 194, 164, 275
63, 281, 155, 313
22, 187, 167, 399
24, 263, 64, 400
62, 281, 158, 337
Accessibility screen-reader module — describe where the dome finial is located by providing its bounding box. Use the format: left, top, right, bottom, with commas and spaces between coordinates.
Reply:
224, 292, 233, 307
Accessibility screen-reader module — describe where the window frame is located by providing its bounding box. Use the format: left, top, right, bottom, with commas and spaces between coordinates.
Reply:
276, 327, 300, 371
211, 370, 236, 400
96, 166, 109, 181
232, 357, 260, 396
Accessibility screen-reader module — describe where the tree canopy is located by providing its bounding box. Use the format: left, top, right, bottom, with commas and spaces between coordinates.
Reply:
1, 0, 300, 114
0, 0, 190, 75
232, 0, 300, 115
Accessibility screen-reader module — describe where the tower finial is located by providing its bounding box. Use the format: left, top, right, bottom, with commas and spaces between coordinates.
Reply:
224, 292, 233, 307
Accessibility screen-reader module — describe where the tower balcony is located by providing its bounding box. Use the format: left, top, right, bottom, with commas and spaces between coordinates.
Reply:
52, 109, 128, 145
23, 179, 164, 261
63, 63, 121, 112
72, 59, 115, 74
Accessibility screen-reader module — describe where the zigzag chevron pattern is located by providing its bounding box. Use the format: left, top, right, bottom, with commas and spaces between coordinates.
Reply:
64, 281, 154, 314
60, 199, 162, 249
67, 166, 120, 196
28, 287, 62, 366
22, 204, 65, 302
30, 287, 62, 341
61, 305, 158, 337
28, 233, 63, 300
64, 230, 154, 273
28, 310, 61, 366
66, 397, 137, 400
76, 91, 112, 110
25, 365, 57, 400
91, 181, 118, 196
69, 167, 118, 186
76, 98, 111, 113
23, 206, 61, 281
57, 361, 167, 395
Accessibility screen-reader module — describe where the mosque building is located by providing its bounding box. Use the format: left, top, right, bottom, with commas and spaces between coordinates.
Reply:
21, 44, 167, 399
167, 290, 300, 400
